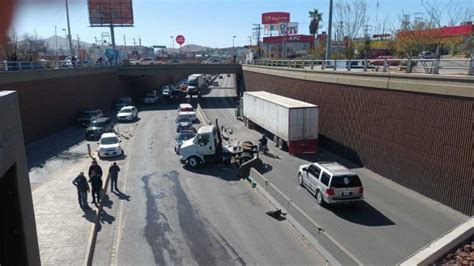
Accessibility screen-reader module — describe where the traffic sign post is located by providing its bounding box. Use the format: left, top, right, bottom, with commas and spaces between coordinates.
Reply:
176, 35, 185, 58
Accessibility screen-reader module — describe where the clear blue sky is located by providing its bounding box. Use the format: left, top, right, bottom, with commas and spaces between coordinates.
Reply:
10, 0, 473, 48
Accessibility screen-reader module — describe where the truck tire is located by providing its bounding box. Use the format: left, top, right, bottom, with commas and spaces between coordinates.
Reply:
187, 156, 201, 168
240, 152, 253, 164
278, 138, 287, 151
273, 136, 279, 147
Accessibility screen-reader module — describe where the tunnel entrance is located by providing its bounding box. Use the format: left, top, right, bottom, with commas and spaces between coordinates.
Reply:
0, 164, 28, 265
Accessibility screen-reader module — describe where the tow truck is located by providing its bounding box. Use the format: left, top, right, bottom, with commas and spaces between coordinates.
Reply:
179, 120, 258, 168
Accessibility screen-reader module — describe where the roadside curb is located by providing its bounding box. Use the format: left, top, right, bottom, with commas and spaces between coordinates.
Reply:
399, 218, 474, 266
249, 167, 362, 266
83, 171, 112, 266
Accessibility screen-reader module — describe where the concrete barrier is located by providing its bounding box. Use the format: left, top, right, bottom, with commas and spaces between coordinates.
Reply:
249, 168, 361, 265
399, 218, 474, 266
196, 103, 210, 125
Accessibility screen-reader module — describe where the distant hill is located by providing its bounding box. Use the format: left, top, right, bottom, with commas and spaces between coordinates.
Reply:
45, 35, 92, 50
166, 44, 212, 53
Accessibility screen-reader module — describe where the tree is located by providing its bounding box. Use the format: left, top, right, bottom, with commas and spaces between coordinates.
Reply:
16, 33, 48, 61
309, 9, 323, 51
334, 0, 368, 59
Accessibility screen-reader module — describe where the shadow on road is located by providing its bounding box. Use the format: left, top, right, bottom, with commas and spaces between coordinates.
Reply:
183, 164, 241, 181
99, 208, 116, 225
112, 190, 131, 201
81, 205, 97, 223
200, 96, 238, 109
26, 127, 86, 170
329, 201, 396, 227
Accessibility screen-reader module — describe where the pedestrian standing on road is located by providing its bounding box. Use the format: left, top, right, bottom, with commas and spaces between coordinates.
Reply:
72, 172, 89, 207
88, 159, 103, 180
89, 171, 103, 204
109, 162, 121, 192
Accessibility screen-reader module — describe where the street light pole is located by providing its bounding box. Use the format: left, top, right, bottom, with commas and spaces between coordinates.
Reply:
62, 29, 69, 56
232, 35, 236, 55
65, 0, 73, 57
55, 25, 58, 60
325, 0, 333, 60
170, 36, 174, 50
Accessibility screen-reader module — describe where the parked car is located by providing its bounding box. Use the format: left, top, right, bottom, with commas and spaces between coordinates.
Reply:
144, 90, 158, 104
98, 132, 123, 158
177, 103, 194, 113
369, 56, 399, 66
116, 97, 133, 110
177, 109, 196, 122
419, 51, 434, 59
138, 57, 155, 65
85, 117, 114, 141
76, 109, 103, 126
175, 130, 196, 153
175, 116, 193, 132
117, 106, 138, 122
297, 161, 364, 206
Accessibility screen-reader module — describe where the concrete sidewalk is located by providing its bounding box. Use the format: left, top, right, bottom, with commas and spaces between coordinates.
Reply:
32, 153, 97, 265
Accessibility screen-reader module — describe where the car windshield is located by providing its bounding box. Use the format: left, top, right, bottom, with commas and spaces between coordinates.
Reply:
120, 108, 132, 114
90, 121, 106, 127
178, 133, 194, 141
178, 117, 191, 123
330, 175, 362, 188
100, 137, 118, 145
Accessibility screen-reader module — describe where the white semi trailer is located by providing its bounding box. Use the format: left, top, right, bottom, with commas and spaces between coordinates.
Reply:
242, 91, 319, 155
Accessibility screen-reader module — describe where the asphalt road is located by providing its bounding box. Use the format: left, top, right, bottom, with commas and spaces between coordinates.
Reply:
200, 74, 470, 265
89, 100, 326, 264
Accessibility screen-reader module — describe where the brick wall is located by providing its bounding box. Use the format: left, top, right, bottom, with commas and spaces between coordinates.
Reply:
0, 72, 127, 143
243, 71, 473, 216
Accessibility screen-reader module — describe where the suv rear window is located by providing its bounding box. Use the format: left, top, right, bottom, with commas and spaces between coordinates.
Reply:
330, 175, 362, 188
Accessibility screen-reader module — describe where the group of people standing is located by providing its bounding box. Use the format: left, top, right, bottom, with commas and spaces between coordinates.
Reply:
72, 159, 121, 208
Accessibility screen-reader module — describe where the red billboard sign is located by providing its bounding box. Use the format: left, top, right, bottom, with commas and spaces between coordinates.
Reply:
88, 0, 134, 27
261, 12, 290, 25
176, 35, 185, 45
263, 35, 313, 44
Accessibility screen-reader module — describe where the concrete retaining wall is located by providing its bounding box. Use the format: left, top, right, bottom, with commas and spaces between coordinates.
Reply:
243, 67, 474, 216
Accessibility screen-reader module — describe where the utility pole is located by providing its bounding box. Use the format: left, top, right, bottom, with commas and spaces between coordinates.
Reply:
77, 34, 80, 52
248, 36, 252, 45
139, 36, 142, 47
252, 23, 262, 58
326, 0, 333, 60
123, 35, 126, 47
55, 25, 58, 60
110, 25, 116, 49
65, 0, 73, 57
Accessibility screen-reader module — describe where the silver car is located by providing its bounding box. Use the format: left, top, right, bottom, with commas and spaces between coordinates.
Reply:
298, 162, 364, 206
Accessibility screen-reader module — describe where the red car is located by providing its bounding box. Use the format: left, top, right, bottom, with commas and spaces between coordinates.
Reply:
369, 56, 399, 66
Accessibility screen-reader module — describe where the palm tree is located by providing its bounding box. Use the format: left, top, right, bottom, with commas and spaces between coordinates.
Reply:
309, 9, 323, 53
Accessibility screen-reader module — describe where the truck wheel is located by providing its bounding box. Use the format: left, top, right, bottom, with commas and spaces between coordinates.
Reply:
273, 136, 279, 147
240, 152, 253, 164
277, 138, 287, 151
187, 156, 201, 168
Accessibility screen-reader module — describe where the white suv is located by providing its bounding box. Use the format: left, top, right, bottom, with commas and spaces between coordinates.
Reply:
298, 162, 363, 206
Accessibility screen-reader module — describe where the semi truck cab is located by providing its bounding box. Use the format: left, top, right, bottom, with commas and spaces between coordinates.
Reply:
179, 122, 256, 168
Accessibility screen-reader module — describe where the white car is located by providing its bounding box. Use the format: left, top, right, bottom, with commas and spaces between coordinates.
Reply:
98, 132, 123, 158
117, 106, 138, 122
144, 91, 158, 104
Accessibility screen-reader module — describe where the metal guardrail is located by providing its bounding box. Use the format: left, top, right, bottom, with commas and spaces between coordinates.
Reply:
0, 60, 123, 72
245, 57, 474, 76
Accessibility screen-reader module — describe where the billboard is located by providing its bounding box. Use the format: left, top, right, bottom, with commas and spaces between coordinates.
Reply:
279, 22, 298, 35
88, 0, 134, 27
262, 12, 290, 25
